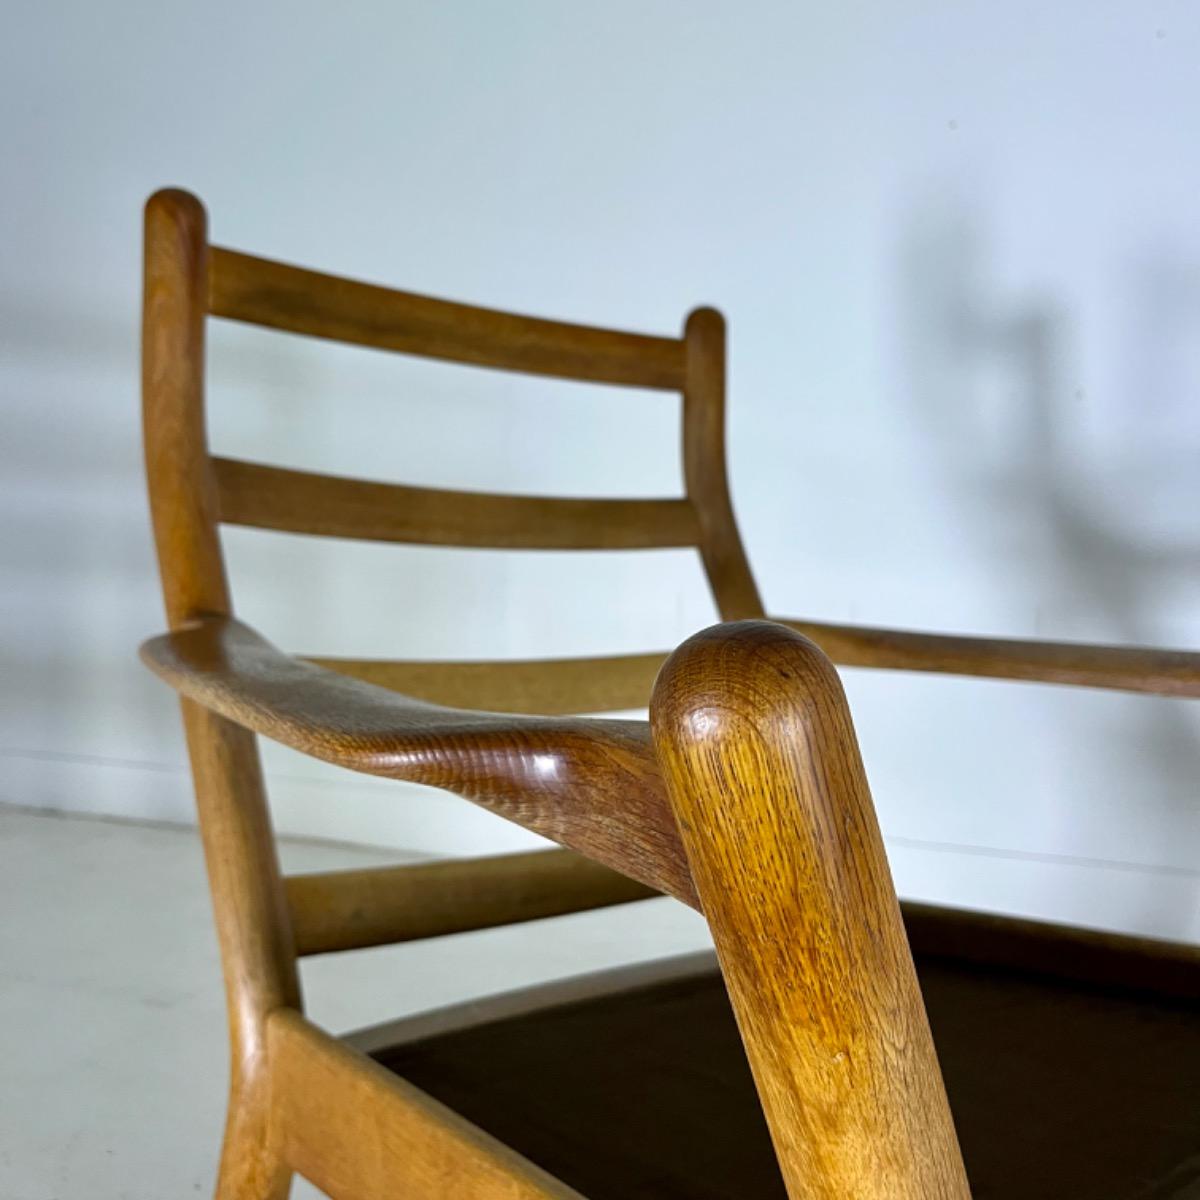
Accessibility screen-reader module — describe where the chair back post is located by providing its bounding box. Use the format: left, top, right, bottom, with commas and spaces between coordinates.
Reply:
651, 621, 970, 1200
143, 189, 300, 1198
142, 188, 228, 627
682, 307, 765, 620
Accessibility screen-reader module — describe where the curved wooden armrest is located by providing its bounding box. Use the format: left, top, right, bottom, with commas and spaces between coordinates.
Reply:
772, 616, 1200, 697
141, 616, 694, 905
142, 617, 1200, 997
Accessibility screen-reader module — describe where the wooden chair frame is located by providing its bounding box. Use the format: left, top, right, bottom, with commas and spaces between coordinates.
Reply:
141, 188, 1200, 1199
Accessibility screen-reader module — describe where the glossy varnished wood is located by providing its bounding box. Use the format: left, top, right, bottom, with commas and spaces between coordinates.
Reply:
208, 246, 686, 389
651, 621, 970, 1198
141, 615, 698, 907
141, 611, 1200, 1002
214, 456, 699, 550
286, 849, 656, 957
143, 187, 1200, 1200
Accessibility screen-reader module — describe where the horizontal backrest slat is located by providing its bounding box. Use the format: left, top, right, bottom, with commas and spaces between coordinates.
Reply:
208, 247, 686, 389
214, 457, 700, 550
306, 650, 670, 714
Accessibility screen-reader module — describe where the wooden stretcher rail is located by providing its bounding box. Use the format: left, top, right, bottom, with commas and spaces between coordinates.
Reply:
269, 1011, 583, 1199
208, 246, 687, 390
285, 849, 658, 957
214, 456, 699, 550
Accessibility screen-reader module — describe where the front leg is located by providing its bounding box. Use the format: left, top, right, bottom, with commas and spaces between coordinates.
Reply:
651, 620, 970, 1200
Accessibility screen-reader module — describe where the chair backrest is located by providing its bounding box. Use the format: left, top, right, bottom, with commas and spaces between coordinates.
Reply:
143, 188, 764, 713
142, 189, 973, 1200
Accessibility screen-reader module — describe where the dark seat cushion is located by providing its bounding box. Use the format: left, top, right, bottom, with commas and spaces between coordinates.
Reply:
374, 956, 1200, 1199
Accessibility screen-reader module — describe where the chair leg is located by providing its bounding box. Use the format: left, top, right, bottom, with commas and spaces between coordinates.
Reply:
180, 702, 302, 1200
651, 621, 970, 1200
214, 1076, 291, 1200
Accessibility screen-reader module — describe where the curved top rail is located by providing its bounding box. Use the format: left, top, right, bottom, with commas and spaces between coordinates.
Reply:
208, 247, 687, 390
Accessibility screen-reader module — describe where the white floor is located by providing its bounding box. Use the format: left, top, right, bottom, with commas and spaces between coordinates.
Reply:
0, 805, 710, 1200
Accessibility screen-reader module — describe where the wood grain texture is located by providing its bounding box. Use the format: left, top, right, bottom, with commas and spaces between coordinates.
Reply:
144, 615, 1200, 1000
682, 307, 765, 620
214, 456, 699, 550
208, 246, 686, 389
268, 1011, 583, 1199
141, 615, 698, 907
651, 621, 970, 1200
776, 615, 1200, 697
144, 189, 298, 1199
306, 650, 667, 715
286, 849, 657, 957
142, 188, 1200, 1200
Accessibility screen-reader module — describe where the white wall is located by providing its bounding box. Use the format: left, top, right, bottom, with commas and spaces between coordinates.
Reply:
4, 1, 1200, 939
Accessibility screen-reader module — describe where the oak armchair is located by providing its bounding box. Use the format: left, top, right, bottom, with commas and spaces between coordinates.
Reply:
142, 188, 1200, 1200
